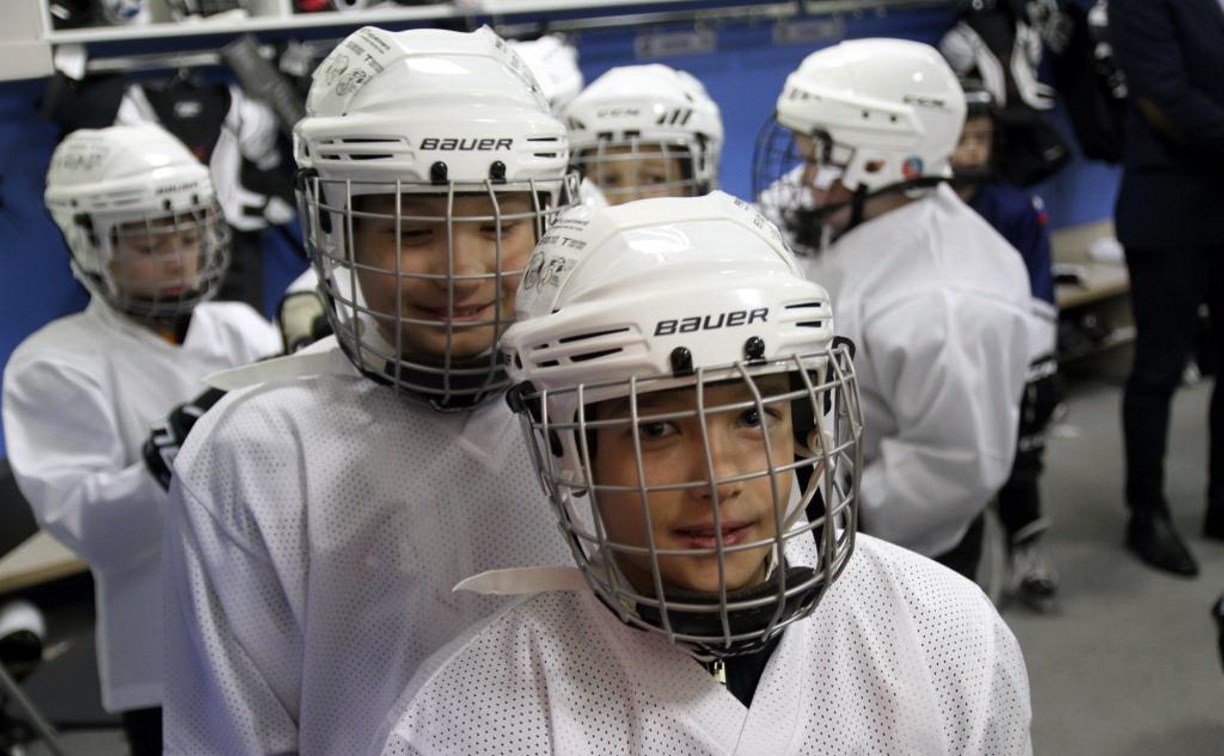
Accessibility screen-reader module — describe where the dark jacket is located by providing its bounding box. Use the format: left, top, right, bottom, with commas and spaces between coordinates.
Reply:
968, 181, 1056, 305
1110, 0, 1224, 246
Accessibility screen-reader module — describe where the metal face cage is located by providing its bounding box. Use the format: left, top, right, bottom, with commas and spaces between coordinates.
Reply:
518, 343, 862, 658
574, 138, 703, 206
753, 121, 858, 256
84, 201, 230, 322
299, 172, 580, 408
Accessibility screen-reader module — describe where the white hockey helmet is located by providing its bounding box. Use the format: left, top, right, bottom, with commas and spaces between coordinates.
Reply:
508, 34, 585, 115
563, 64, 723, 204
774, 38, 965, 192
752, 39, 965, 252
503, 192, 862, 658
295, 25, 579, 409
44, 124, 230, 321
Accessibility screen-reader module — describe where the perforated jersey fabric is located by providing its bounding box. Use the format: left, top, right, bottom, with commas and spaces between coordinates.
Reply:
379, 535, 1031, 756
797, 184, 1034, 558
162, 339, 573, 755
2, 298, 278, 712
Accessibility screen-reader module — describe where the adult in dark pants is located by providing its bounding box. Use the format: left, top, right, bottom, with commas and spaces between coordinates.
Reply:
1111, 0, 1224, 577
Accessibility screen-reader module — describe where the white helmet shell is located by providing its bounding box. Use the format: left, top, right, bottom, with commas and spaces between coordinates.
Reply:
775, 38, 967, 192
503, 192, 862, 656
563, 64, 723, 199
296, 26, 569, 195
44, 124, 229, 320
509, 190, 833, 441
508, 34, 585, 115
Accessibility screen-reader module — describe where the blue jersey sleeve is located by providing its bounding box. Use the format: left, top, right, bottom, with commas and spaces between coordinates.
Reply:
969, 182, 1056, 305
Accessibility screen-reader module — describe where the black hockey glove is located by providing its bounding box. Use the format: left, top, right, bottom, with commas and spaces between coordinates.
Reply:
142, 387, 227, 491
277, 288, 332, 354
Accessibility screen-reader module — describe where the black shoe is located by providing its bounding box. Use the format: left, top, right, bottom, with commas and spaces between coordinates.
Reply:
1204, 507, 1224, 541
1009, 539, 1059, 613
1126, 513, 1199, 577
1212, 594, 1224, 670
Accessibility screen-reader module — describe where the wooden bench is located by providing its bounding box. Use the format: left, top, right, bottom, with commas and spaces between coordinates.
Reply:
1050, 220, 1134, 377
0, 531, 88, 596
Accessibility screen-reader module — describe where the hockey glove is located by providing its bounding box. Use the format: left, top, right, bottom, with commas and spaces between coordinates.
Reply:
142, 387, 227, 491
277, 289, 332, 354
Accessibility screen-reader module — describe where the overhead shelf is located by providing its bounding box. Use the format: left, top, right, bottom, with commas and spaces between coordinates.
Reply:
6, 0, 953, 82
42, 5, 462, 44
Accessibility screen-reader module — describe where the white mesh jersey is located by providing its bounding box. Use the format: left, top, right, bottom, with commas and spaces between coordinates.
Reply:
796, 184, 1034, 558
162, 338, 573, 755
2, 298, 278, 712
378, 534, 1032, 756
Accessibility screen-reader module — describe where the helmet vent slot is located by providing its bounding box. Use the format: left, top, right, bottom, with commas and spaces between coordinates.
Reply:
786, 301, 826, 329
559, 327, 630, 344
317, 137, 406, 162
569, 348, 622, 363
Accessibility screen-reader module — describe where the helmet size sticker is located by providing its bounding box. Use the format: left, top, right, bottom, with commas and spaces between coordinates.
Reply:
523, 254, 574, 291
315, 27, 397, 111
54, 147, 107, 174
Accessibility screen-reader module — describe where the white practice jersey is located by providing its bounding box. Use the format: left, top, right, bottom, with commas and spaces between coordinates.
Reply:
378, 534, 1032, 756
798, 184, 1033, 557
2, 299, 278, 712
162, 338, 573, 755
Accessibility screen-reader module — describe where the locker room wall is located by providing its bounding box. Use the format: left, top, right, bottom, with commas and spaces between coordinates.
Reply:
0, 4, 1120, 457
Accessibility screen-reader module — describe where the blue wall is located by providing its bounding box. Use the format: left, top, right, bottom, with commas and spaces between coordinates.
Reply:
0, 81, 89, 457
0, 5, 1121, 456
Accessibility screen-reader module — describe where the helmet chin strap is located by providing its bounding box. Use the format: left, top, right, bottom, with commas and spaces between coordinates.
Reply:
126, 301, 196, 340
631, 560, 823, 660
334, 315, 507, 411
603, 462, 831, 661
382, 354, 507, 412
789, 176, 947, 251
951, 165, 993, 185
